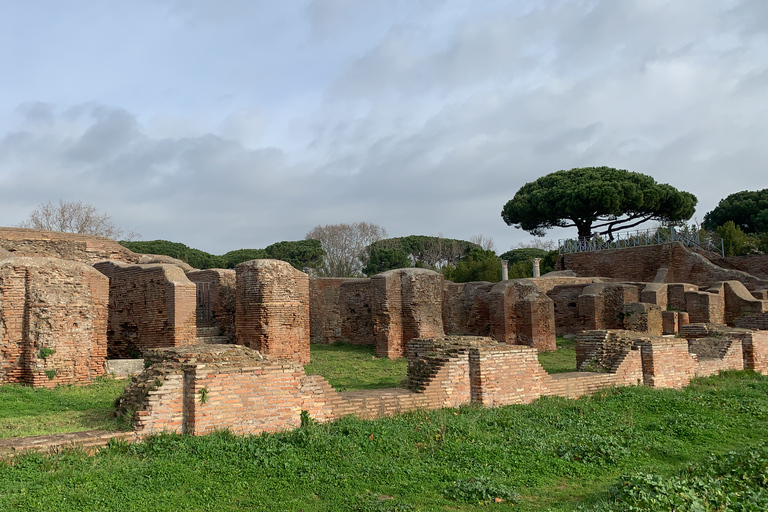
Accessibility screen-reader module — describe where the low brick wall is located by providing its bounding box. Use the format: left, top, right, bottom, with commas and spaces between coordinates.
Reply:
122, 329, 768, 437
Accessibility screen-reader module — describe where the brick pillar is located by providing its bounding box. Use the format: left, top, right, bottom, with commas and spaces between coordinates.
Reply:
236, 260, 310, 364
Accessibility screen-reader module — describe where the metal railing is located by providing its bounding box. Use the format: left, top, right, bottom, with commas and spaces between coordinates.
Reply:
558, 227, 724, 257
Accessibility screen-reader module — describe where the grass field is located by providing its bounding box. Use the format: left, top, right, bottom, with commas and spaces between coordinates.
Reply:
1, 369, 767, 510
304, 343, 408, 390
0, 377, 130, 438
3, 342, 766, 510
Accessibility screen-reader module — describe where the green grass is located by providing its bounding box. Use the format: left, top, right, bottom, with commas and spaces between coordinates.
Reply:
305, 343, 408, 391
2, 370, 767, 511
0, 377, 130, 438
538, 337, 577, 374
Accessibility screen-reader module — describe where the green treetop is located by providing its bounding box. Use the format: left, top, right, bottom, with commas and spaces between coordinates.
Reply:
501, 167, 697, 239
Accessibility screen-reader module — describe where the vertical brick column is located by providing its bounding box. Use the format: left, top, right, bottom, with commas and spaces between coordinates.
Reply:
236, 259, 310, 364
742, 330, 768, 375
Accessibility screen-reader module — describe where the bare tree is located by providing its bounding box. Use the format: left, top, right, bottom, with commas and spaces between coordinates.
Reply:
19, 200, 140, 240
513, 238, 556, 251
470, 234, 496, 252
306, 222, 387, 277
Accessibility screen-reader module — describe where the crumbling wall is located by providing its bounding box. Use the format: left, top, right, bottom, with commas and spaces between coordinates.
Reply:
339, 279, 375, 345
578, 283, 640, 331
187, 269, 236, 336
370, 269, 444, 359
0, 227, 192, 270
713, 281, 768, 327
93, 261, 196, 358
547, 283, 593, 335
443, 281, 493, 335
0, 257, 108, 387
715, 254, 768, 280
742, 330, 768, 375
486, 280, 556, 351
559, 242, 768, 291
309, 278, 345, 344
236, 259, 310, 364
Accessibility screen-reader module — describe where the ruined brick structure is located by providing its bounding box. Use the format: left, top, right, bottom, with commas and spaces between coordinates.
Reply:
0, 227, 192, 269
236, 259, 310, 364
93, 261, 197, 358
0, 257, 108, 387
559, 242, 768, 291
123, 332, 687, 436
187, 269, 236, 337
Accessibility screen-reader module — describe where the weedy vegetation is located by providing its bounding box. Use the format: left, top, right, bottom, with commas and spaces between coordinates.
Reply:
0, 368, 766, 511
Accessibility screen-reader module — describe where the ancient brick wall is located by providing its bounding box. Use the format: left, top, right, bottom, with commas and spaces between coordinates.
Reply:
486, 280, 556, 351
684, 290, 724, 324
308, 278, 345, 344
0, 227, 192, 270
639, 339, 697, 388
443, 281, 494, 335
668, 283, 698, 311
578, 283, 640, 331
370, 269, 444, 359
547, 283, 592, 335
123, 330, 766, 436
559, 242, 768, 291
640, 283, 668, 310
715, 254, 768, 280
715, 281, 768, 327
93, 261, 196, 358
469, 345, 551, 406
689, 338, 744, 377
559, 244, 668, 282
622, 302, 663, 335
339, 279, 375, 345
0, 257, 108, 387
741, 331, 768, 375
236, 259, 310, 364
187, 269, 236, 335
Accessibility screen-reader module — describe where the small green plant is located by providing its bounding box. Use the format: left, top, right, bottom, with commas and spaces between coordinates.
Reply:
39, 347, 56, 359
44, 369, 57, 380
300, 410, 315, 428
198, 387, 209, 404
444, 476, 520, 505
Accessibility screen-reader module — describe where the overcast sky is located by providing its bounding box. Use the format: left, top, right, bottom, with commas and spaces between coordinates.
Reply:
1, 0, 766, 254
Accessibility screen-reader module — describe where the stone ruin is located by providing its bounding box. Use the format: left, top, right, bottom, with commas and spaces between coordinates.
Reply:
2, 229, 768, 436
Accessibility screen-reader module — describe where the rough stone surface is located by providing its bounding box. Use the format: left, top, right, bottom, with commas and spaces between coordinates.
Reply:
0, 227, 192, 270
93, 261, 197, 358
236, 259, 310, 364
486, 280, 557, 351
0, 257, 108, 387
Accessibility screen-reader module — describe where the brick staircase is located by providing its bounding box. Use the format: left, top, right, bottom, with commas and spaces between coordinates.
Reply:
196, 325, 230, 345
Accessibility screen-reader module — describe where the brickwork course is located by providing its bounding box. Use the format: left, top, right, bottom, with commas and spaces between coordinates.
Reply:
122, 329, 768, 437
0, 257, 108, 387
93, 261, 197, 358
236, 259, 310, 364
